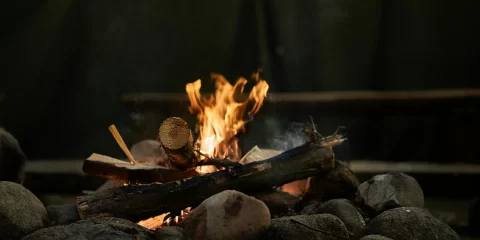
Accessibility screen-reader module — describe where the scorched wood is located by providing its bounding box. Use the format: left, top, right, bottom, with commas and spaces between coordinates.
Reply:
83, 153, 199, 184
77, 132, 345, 222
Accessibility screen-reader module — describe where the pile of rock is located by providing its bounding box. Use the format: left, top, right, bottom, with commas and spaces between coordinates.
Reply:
0, 165, 462, 240
0, 132, 463, 240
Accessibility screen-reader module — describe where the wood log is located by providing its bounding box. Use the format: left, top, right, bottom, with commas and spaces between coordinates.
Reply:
77, 140, 341, 222
158, 117, 196, 170
83, 153, 199, 184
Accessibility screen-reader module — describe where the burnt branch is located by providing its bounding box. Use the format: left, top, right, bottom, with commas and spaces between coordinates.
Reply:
195, 158, 242, 168
76, 136, 345, 222
303, 116, 348, 149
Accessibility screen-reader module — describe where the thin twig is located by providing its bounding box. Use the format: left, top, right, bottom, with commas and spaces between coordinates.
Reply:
309, 115, 318, 134
194, 150, 241, 168
290, 219, 349, 240
108, 124, 137, 165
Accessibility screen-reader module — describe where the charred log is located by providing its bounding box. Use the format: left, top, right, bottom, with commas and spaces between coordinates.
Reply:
77, 141, 339, 222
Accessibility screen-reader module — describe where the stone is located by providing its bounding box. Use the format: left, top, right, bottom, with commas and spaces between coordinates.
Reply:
468, 196, 480, 230
251, 189, 301, 218
302, 199, 366, 239
366, 207, 460, 240
155, 226, 186, 240
0, 181, 49, 240
130, 139, 169, 167
306, 160, 359, 203
356, 172, 424, 213
22, 217, 155, 240
183, 190, 271, 240
360, 235, 393, 240
0, 128, 27, 184
262, 214, 350, 240
46, 204, 80, 226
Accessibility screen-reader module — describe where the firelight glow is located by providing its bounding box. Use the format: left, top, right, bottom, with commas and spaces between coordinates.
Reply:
186, 73, 269, 173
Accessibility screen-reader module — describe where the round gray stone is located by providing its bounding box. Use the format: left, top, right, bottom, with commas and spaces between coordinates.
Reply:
22, 217, 155, 240
360, 235, 393, 240
46, 204, 80, 226
0, 181, 49, 240
0, 128, 27, 184
366, 207, 459, 240
304, 199, 366, 239
264, 214, 349, 240
356, 172, 424, 213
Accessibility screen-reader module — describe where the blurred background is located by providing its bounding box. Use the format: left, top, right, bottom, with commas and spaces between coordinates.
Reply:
1, 0, 479, 160
0, 0, 479, 237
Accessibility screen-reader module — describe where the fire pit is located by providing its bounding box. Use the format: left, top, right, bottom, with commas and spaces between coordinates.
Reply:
0, 74, 463, 240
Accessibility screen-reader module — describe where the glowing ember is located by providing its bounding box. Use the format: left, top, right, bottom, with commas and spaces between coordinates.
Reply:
137, 213, 168, 230
137, 207, 191, 230
186, 73, 269, 173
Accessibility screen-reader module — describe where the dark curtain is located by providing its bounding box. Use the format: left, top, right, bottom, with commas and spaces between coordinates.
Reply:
0, 0, 478, 160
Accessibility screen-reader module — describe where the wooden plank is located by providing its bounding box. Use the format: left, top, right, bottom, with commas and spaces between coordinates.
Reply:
23, 160, 480, 198
121, 89, 480, 103
24, 159, 480, 175
82, 153, 199, 184
25, 159, 85, 174
349, 160, 480, 174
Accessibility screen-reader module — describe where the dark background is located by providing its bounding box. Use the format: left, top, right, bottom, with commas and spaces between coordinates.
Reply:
1, 0, 479, 162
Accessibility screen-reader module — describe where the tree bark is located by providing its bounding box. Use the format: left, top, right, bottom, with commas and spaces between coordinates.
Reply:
77, 141, 337, 222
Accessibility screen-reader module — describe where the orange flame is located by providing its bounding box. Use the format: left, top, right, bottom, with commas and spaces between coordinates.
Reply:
186, 73, 269, 172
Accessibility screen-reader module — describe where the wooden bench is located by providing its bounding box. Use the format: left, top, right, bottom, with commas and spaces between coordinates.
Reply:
24, 159, 480, 198
121, 89, 480, 164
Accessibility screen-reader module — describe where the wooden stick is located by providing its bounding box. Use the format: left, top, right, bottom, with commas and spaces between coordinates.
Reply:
76, 141, 338, 222
77, 122, 346, 222
109, 124, 137, 165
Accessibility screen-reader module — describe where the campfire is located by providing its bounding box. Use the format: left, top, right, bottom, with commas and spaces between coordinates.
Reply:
139, 73, 270, 228
79, 73, 348, 226
36, 73, 450, 240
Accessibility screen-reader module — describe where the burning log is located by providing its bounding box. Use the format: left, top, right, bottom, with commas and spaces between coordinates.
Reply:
76, 125, 347, 222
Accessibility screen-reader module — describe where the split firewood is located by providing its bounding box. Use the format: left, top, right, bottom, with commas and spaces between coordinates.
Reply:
158, 117, 196, 170
76, 120, 347, 222
83, 153, 199, 184
83, 124, 200, 184
158, 116, 241, 170
82, 119, 239, 184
